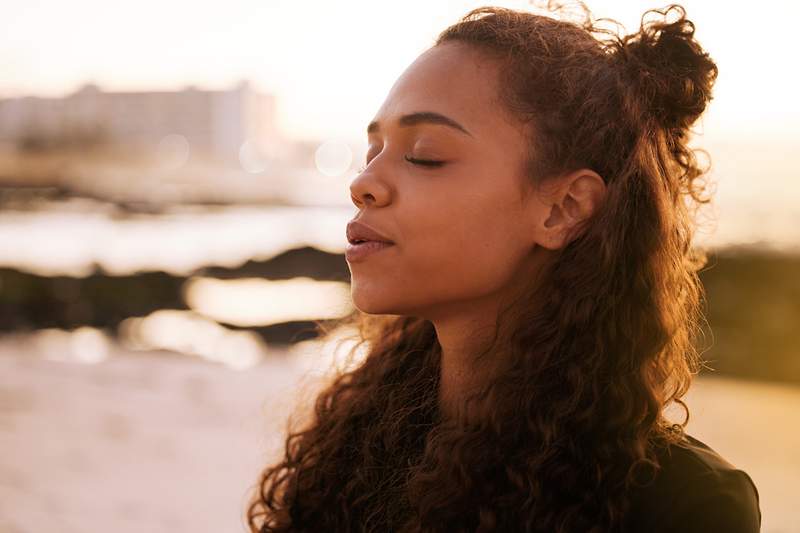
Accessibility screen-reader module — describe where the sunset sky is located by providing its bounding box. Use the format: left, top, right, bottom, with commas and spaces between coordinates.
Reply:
2, 0, 798, 144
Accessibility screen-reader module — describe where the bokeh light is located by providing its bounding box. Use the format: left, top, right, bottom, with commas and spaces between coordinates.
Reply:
156, 134, 190, 171
239, 140, 268, 173
314, 139, 353, 177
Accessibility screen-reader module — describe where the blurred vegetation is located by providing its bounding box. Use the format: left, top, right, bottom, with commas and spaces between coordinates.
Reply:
697, 247, 800, 383
0, 245, 797, 383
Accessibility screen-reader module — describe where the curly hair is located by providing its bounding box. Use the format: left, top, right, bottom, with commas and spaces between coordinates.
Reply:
246, 3, 718, 532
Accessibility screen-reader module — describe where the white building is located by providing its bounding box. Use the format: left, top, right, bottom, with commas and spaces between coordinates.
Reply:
0, 80, 283, 163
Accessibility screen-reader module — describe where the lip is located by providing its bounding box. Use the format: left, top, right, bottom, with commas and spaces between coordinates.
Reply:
345, 240, 395, 263
346, 220, 395, 245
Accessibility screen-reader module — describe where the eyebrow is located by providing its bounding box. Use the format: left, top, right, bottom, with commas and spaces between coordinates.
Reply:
367, 111, 473, 137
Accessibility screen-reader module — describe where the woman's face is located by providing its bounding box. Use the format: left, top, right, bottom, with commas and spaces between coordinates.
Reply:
347, 41, 551, 321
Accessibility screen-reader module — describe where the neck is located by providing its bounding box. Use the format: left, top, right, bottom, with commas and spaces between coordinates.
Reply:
435, 321, 498, 420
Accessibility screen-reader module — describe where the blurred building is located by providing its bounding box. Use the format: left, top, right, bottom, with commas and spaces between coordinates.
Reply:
0, 80, 283, 162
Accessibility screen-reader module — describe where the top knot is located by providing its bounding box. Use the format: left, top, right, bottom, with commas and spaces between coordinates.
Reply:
610, 4, 718, 131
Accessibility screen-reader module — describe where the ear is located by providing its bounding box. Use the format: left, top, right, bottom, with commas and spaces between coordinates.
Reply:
532, 168, 606, 250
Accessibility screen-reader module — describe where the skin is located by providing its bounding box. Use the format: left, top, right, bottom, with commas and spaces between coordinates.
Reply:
347, 41, 606, 419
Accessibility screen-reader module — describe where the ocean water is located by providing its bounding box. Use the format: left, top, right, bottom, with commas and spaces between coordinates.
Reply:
0, 200, 357, 277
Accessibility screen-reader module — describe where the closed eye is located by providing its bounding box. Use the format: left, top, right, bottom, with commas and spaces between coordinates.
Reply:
404, 155, 445, 167
354, 156, 446, 174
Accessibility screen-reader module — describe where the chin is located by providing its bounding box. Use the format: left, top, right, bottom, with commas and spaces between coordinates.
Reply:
351, 293, 392, 315
350, 285, 403, 315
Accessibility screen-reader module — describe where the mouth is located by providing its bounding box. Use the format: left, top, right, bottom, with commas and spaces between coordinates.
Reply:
347, 239, 395, 247
351, 239, 388, 244
345, 220, 394, 246
345, 240, 395, 262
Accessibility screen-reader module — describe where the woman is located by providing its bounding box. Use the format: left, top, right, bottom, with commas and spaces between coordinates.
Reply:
247, 4, 761, 532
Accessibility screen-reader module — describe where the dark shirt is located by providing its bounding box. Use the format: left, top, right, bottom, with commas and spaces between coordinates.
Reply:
624, 433, 762, 532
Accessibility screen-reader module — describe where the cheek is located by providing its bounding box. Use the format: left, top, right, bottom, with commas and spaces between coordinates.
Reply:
400, 203, 523, 298
349, 231, 517, 316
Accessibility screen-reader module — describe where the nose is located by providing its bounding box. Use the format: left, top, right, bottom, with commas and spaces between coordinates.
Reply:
349, 167, 391, 208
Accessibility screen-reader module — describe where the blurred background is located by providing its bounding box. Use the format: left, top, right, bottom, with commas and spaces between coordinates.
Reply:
0, 1, 798, 532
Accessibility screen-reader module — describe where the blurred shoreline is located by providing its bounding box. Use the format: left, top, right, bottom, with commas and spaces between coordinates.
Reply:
1, 192, 798, 385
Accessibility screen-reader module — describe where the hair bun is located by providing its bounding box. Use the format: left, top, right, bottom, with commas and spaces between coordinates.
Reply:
613, 4, 718, 130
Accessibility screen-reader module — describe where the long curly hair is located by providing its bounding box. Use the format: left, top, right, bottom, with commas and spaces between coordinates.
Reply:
246, 3, 718, 532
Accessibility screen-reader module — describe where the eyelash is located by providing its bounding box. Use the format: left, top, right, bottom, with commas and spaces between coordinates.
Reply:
405, 156, 445, 168
356, 156, 445, 173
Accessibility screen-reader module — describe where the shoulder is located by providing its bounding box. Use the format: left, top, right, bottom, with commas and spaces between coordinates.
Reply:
624, 433, 762, 533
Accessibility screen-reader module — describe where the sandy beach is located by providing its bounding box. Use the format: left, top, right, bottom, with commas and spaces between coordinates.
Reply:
1, 338, 797, 533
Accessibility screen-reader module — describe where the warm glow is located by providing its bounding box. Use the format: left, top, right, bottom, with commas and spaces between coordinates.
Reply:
183, 276, 353, 327
0, 4, 796, 532
118, 309, 267, 369
2, 1, 798, 143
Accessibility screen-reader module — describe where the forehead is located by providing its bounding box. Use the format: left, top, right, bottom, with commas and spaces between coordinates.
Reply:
372, 42, 514, 139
